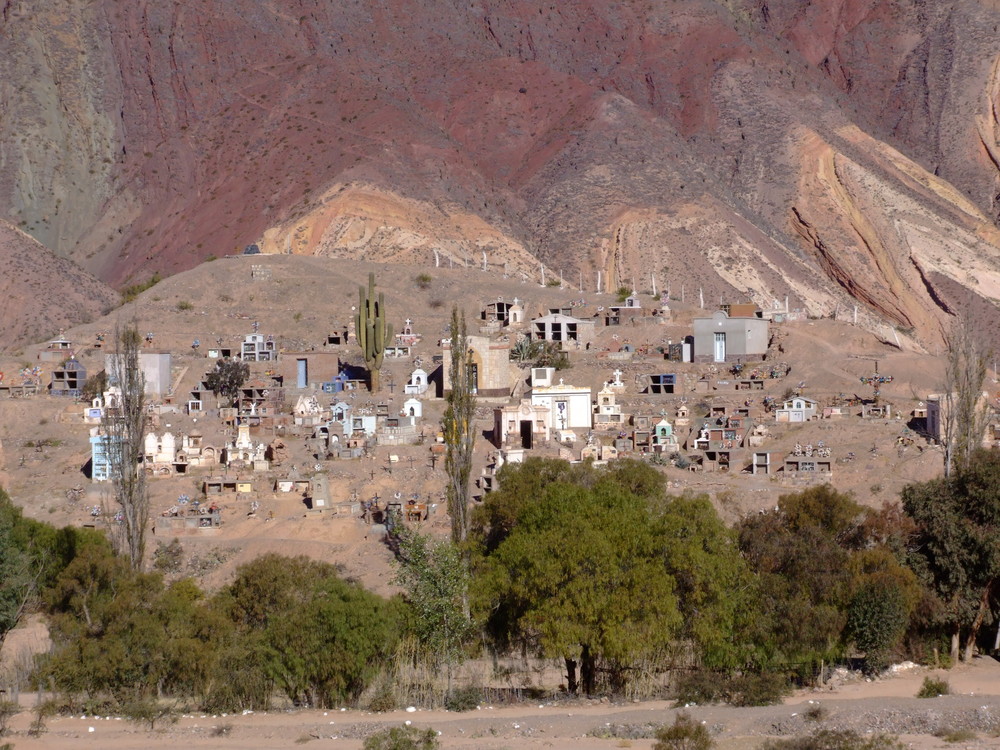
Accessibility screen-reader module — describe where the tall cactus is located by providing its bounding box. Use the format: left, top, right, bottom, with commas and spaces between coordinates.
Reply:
356, 272, 393, 392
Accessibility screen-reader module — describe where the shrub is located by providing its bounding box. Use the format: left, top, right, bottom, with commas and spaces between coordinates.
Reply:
415, 273, 432, 290
803, 703, 828, 722
121, 698, 178, 730
121, 272, 162, 302
363, 726, 439, 750
176, 300, 194, 311
152, 539, 185, 574
366, 683, 397, 713
444, 686, 480, 712
760, 729, 903, 749
674, 671, 790, 707
935, 727, 976, 742
917, 676, 950, 698
0, 700, 18, 735
653, 712, 714, 750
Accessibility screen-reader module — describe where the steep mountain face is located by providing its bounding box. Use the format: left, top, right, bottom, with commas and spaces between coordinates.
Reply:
1, 0, 999, 349
0, 220, 120, 350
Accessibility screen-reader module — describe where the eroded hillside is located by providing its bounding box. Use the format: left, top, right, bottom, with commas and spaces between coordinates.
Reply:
1, 0, 1000, 349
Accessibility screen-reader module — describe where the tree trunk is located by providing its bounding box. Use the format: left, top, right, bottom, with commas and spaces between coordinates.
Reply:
565, 657, 578, 695
581, 644, 596, 696
951, 626, 961, 665
964, 581, 995, 662
370, 367, 380, 393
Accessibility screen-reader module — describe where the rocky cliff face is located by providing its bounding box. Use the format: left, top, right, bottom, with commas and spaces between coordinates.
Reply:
0, 220, 119, 350
1, 0, 999, 349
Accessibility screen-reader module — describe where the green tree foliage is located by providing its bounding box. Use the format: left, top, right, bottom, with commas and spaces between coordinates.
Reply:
659, 494, 758, 669
222, 554, 399, 708
474, 459, 682, 694
471, 457, 593, 556
0, 495, 40, 649
204, 357, 250, 406
740, 486, 919, 674
0, 488, 104, 650
902, 448, 1000, 662
41, 545, 226, 707
738, 486, 863, 670
41, 551, 400, 712
392, 528, 475, 698
844, 547, 920, 673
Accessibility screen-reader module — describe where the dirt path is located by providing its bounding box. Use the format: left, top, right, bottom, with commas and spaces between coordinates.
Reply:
5, 659, 1000, 749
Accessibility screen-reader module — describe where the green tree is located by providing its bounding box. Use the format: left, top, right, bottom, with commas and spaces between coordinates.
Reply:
42, 545, 224, 706
443, 307, 476, 546
221, 554, 399, 708
738, 486, 866, 671
941, 318, 990, 477
0, 512, 36, 651
902, 448, 1000, 662
658, 494, 759, 669
204, 357, 249, 407
262, 577, 395, 707
475, 473, 681, 694
0, 488, 102, 650
392, 528, 475, 700
471, 457, 592, 556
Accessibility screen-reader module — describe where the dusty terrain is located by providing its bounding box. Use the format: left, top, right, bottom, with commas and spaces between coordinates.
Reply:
0, 255, 994, 748
0, 219, 119, 351
0, 255, 959, 594
4, 657, 1000, 749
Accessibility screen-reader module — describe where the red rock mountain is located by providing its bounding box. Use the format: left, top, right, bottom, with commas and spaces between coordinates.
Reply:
0, 220, 119, 350
2, 0, 999, 349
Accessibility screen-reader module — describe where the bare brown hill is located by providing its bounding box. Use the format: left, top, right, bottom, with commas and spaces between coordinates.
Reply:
0, 220, 119, 351
2, 0, 1000, 349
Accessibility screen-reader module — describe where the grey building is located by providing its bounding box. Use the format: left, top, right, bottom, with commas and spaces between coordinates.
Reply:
692, 310, 769, 363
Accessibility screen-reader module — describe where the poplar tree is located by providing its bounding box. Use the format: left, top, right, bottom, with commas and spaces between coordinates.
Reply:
104, 323, 149, 570
942, 318, 991, 477
442, 307, 475, 545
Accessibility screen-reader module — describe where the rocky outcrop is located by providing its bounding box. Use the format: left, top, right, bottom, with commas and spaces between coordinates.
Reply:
259, 184, 539, 277
0, 0, 999, 349
0, 220, 120, 350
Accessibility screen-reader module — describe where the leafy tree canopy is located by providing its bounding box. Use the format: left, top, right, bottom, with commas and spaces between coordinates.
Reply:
204, 357, 249, 405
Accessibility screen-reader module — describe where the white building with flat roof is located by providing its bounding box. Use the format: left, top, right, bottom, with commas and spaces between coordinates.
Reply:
530, 379, 592, 432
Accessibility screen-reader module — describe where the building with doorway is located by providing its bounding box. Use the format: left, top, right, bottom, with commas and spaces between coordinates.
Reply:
775, 396, 819, 423
530, 379, 593, 433
441, 334, 512, 398
692, 310, 769, 363
493, 399, 551, 448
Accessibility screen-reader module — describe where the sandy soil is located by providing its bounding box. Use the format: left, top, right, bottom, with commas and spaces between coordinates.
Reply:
0, 258, 993, 750
4, 658, 1000, 749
